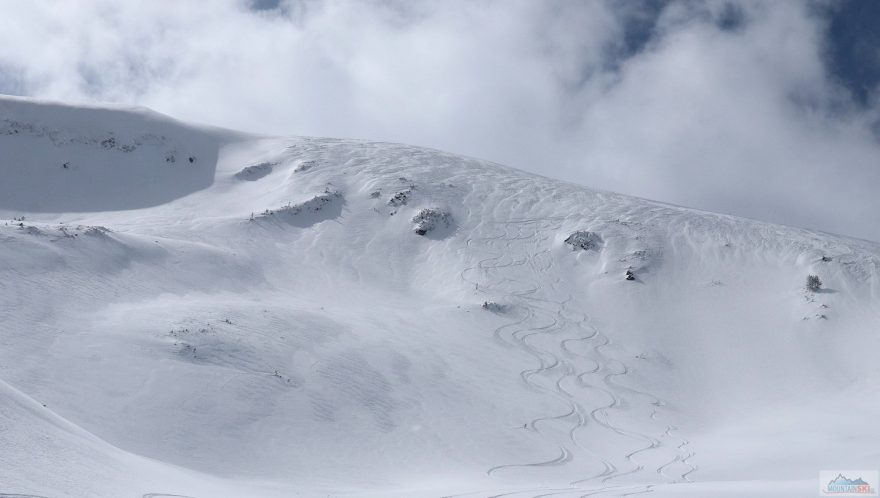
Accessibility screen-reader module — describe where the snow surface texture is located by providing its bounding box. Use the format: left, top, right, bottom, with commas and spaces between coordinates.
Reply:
0, 95, 879, 498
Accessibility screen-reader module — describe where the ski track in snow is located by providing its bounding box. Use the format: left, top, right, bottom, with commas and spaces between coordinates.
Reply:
459, 217, 693, 496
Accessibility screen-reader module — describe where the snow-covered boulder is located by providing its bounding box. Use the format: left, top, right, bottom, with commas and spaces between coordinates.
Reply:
79, 225, 112, 237
294, 159, 318, 172
481, 301, 506, 312
387, 189, 411, 207
234, 162, 273, 181
257, 191, 344, 227
564, 230, 603, 251
412, 208, 452, 236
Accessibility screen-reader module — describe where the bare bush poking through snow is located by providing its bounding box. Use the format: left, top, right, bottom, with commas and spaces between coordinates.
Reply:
806, 274, 822, 292
564, 230, 603, 251
412, 208, 451, 236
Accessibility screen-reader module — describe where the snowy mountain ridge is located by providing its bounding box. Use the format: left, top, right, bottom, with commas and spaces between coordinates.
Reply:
1, 95, 878, 497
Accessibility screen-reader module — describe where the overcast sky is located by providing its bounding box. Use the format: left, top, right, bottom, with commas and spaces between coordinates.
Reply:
1, 0, 879, 241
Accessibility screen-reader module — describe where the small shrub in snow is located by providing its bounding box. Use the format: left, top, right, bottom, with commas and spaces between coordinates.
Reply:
412, 208, 452, 236
564, 231, 603, 251
806, 274, 822, 292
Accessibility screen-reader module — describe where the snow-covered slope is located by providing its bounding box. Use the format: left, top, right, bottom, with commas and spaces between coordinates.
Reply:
1, 95, 878, 497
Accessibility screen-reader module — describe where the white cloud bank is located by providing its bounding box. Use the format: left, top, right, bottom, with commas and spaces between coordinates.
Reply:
1, 0, 879, 240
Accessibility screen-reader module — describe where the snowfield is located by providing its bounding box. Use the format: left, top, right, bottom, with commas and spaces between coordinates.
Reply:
1, 95, 878, 497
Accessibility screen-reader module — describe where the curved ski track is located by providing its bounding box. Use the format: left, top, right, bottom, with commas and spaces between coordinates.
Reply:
458, 218, 696, 497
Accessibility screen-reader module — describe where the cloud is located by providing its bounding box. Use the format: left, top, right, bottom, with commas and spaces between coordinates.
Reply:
562, 1, 880, 238
0, 0, 878, 240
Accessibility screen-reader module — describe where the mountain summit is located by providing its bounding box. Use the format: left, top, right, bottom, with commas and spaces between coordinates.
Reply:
1, 96, 879, 497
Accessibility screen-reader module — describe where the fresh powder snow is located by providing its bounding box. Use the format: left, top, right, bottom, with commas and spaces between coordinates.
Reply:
1, 95, 878, 497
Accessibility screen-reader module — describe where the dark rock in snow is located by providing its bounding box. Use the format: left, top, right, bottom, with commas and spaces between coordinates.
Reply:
564, 231, 603, 251
257, 191, 344, 228
481, 301, 505, 312
235, 162, 274, 181
388, 190, 411, 207
412, 208, 452, 236
294, 160, 318, 173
